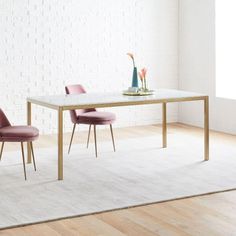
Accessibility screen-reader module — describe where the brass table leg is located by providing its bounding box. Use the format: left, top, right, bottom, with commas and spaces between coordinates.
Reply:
162, 102, 167, 148
204, 97, 209, 161
58, 107, 63, 180
27, 101, 32, 163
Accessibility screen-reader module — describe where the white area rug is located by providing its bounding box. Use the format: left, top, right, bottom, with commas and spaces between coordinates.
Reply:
0, 132, 236, 229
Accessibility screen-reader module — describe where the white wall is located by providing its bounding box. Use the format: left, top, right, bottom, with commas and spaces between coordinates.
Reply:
179, 0, 236, 134
0, 0, 179, 134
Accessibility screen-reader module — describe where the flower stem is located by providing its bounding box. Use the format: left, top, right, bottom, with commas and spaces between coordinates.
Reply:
132, 59, 135, 67
141, 80, 144, 89
144, 78, 147, 90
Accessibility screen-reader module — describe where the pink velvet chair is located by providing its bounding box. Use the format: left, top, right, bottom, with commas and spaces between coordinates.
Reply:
65, 84, 116, 157
0, 108, 38, 180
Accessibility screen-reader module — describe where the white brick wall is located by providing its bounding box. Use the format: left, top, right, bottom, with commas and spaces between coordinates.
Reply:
0, 0, 179, 134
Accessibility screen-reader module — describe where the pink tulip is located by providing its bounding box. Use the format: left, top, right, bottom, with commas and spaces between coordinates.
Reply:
138, 72, 144, 80
141, 68, 147, 90
141, 68, 147, 79
138, 71, 144, 89
127, 53, 134, 60
127, 52, 135, 67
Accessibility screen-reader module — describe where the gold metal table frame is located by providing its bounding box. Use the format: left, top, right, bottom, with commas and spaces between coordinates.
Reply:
26, 89, 209, 180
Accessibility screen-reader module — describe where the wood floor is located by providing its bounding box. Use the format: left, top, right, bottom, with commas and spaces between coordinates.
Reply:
1, 123, 236, 236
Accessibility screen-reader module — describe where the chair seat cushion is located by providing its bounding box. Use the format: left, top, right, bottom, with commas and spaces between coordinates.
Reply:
0, 126, 39, 142
77, 111, 116, 125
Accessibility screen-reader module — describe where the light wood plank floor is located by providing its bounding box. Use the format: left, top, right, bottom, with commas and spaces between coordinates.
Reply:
1, 123, 236, 236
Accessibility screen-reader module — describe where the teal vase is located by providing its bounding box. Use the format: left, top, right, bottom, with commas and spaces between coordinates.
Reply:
131, 67, 138, 88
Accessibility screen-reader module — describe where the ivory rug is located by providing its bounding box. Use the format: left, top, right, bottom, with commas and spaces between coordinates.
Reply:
0, 132, 236, 229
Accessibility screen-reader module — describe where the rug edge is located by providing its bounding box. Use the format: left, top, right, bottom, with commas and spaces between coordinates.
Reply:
1, 187, 235, 231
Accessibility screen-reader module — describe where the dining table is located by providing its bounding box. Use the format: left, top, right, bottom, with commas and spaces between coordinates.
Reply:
26, 89, 209, 180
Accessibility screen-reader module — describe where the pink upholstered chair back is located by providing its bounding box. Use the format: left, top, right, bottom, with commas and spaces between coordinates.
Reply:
65, 84, 96, 123
0, 108, 11, 128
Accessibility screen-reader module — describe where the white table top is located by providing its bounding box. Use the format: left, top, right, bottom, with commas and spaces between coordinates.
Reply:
27, 89, 207, 110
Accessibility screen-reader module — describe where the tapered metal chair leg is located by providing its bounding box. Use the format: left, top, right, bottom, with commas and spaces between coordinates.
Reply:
21, 142, 27, 180
0, 142, 4, 161
86, 124, 91, 148
110, 124, 116, 152
94, 125, 98, 158
30, 142, 37, 171
68, 124, 76, 154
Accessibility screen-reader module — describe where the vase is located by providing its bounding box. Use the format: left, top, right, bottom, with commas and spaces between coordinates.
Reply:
131, 67, 138, 88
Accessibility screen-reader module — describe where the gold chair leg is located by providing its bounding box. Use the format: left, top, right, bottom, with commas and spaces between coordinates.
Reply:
0, 142, 4, 161
68, 123, 76, 154
94, 125, 98, 158
110, 124, 116, 152
21, 142, 27, 180
30, 142, 37, 171
86, 124, 92, 148
27, 101, 32, 164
